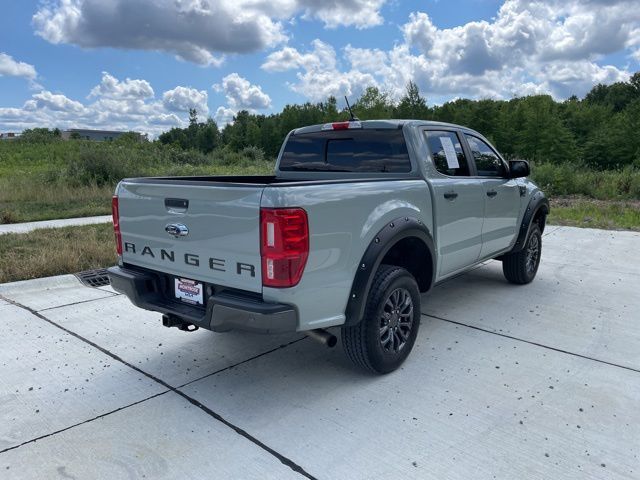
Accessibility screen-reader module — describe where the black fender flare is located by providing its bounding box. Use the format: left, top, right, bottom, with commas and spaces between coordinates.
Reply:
343, 216, 435, 326
510, 191, 549, 253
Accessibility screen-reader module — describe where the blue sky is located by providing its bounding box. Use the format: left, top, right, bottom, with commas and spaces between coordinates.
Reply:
0, 1, 638, 135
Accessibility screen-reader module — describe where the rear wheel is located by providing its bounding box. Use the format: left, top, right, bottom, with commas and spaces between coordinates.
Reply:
342, 265, 421, 374
502, 224, 542, 284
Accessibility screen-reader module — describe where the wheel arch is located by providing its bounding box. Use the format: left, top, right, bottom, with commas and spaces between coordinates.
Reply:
511, 191, 549, 253
344, 216, 435, 326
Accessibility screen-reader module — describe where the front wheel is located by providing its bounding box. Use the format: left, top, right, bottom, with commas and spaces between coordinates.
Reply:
502, 224, 542, 284
342, 265, 421, 374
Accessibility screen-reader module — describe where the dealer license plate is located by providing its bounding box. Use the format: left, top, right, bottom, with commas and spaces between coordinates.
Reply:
174, 278, 203, 305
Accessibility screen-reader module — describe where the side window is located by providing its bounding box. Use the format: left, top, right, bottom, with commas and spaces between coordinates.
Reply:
465, 135, 506, 177
424, 131, 471, 176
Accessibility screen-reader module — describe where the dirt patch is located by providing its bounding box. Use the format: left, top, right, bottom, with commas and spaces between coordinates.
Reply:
550, 195, 640, 209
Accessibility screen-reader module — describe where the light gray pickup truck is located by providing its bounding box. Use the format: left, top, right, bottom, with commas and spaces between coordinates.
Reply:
108, 119, 548, 373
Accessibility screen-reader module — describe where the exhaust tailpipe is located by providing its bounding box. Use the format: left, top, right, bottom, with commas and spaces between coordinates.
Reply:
306, 329, 337, 348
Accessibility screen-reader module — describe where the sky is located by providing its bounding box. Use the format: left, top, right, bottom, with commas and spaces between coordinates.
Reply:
0, 0, 639, 136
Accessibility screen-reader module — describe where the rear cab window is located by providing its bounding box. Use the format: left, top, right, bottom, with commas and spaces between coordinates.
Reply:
279, 128, 411, 173
424, 130, 471, 176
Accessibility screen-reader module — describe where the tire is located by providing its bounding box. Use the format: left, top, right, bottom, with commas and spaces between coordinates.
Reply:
342, 265, 421, 374
502, 223, 542, 284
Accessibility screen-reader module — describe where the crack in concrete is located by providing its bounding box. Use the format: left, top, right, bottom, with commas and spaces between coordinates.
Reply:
423, 312, 640, 375
37, 292, 120, 312
0, 293, 316, 480
0, 392, 169, 455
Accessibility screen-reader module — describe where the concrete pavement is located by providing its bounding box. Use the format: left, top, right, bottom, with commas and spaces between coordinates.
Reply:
0, 215, 112, 235
0, 225, 638, 479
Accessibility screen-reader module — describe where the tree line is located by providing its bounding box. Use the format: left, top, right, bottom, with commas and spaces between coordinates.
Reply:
158, 73, 640, 170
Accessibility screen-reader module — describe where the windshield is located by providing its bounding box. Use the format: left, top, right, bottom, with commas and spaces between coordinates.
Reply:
279, 129, 411, 173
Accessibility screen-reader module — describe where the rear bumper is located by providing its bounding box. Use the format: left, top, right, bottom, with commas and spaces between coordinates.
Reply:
107, 265, 298, 334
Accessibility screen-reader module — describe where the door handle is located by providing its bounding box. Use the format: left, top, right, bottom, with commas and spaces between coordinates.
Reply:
486, 190, 498, 198
443, 191, 458, 200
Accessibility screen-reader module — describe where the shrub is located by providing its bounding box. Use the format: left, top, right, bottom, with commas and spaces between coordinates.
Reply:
531, 162, 640, 199
65, 144, 145, 186
18, 128, 62, 143
209, 148, 244, 167
531, 162, 575, 196
240, 146, 266, 162
163, 164, 210, 176
0, 209, 18, 224
166, 147, 210, 165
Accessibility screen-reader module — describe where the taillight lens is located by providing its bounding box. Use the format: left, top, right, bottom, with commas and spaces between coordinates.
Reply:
260, 208, 309, 288
112, 195, 122, 255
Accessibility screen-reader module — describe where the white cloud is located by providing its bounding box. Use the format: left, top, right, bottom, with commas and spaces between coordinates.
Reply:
297, 0, 386, 29
31, 91, 86, 113
402, 12, 437, 54
397, 0, 637, 98
89, 72, 154, 99
147, 113, 182, 126
627, 27, 640, 62
214, 73, 271, 110
32, 0, 386, 66
541, 61, 630, 98
162, 86, 209, 116
214, 106, 236, 126
262, 39, 337, 72
0, 53, 37, 79
261, 47, 310, 72
262, 40, 376, 101
265, 1, 637, 104
0, 73, 215, 137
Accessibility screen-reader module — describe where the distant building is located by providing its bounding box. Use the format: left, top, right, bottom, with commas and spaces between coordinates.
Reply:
0, 132, 19, 140
61, 129, 146, 142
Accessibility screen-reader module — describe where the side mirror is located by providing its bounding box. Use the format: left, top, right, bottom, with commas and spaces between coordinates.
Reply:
509, 160, 530, 178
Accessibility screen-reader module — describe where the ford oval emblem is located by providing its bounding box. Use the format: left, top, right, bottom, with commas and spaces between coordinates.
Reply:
165, 223, 189, 237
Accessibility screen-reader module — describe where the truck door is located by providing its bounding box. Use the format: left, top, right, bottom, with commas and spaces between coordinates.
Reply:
423, 129, 484, 278
463, 134, 521, 258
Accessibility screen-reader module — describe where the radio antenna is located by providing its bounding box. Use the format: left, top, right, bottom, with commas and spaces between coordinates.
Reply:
344, 96, 359, 121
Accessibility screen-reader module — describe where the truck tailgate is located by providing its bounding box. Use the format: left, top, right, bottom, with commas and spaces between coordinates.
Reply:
117, 180, 263, 293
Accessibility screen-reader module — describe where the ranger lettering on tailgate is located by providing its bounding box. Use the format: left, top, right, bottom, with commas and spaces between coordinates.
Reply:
123, 242, 256, 277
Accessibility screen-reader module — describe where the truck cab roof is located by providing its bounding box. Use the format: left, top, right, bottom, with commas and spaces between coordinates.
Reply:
292, 119, 482, 137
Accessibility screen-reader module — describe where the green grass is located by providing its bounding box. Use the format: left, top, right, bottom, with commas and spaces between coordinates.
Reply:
0, 223, 116, 283
549, 197, 640, 231
0, 178, 114, 223
0, 139, 79, 177
0, 140, 274, 223
530, 163, 640, 199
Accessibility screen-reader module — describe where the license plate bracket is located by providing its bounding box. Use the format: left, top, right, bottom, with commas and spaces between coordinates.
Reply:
174, 278, 204, 305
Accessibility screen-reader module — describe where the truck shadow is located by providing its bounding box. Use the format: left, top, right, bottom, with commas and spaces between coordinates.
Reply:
133, 259, 558, 412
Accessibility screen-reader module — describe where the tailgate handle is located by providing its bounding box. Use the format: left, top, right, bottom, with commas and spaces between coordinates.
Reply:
165, 198, 189, 213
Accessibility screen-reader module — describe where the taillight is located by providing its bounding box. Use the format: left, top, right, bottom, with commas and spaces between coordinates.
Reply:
112, 195, 122, 255
260, 208, 309, 288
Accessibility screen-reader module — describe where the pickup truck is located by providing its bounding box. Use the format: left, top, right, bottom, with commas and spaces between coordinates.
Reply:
108, 119, 549, 374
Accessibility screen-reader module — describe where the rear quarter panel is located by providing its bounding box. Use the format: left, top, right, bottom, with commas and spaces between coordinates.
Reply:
261, 179, 432, 330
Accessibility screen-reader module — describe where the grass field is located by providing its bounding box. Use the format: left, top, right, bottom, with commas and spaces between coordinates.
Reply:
0, 163, 274, 223
0, 223, 116, 283
0, 180, 114, 223
0, 140, 274, 223
549, 197, 640, 231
